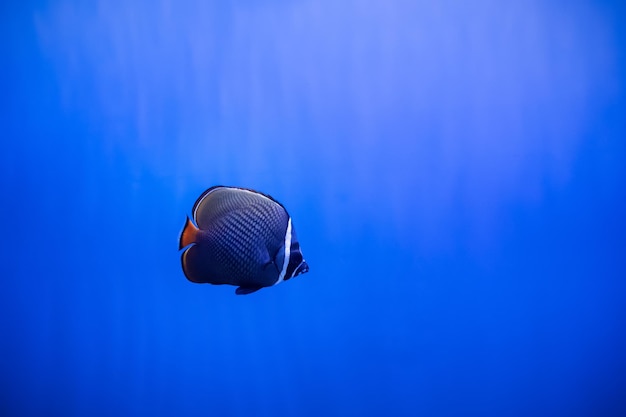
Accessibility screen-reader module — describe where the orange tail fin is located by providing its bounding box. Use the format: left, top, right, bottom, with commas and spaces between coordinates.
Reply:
178, 217, 199, 250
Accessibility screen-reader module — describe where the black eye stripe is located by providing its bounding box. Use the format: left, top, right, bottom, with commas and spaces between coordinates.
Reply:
285, 249, 303, 278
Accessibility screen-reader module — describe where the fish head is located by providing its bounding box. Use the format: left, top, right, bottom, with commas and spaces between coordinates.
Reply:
285, 227, 309, 280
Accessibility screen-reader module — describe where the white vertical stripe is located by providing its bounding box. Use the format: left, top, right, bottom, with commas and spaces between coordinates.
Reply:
274, 218, 292, 286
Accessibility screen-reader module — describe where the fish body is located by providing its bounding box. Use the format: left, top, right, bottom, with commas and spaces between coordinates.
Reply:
179, 186, 309, 294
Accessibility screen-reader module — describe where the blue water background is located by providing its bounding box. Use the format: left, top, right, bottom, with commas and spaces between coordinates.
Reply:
2, 1, 625, 416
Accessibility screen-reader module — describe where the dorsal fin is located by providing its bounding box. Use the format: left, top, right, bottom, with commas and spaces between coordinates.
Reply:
191, 186, 225, 223
192, 186, 288, 229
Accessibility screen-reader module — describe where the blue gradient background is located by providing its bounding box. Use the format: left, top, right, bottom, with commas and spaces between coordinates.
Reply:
1, 1, 625, 416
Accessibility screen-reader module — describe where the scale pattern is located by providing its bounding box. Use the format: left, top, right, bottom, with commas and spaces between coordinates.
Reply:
195, 188, 289, 287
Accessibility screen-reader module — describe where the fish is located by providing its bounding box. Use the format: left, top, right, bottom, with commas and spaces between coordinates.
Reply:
178, 186, 309, 295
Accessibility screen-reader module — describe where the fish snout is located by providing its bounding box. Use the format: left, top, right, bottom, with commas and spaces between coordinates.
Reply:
295, 260, 309, 277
